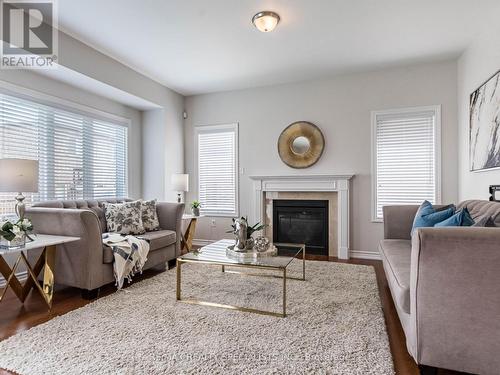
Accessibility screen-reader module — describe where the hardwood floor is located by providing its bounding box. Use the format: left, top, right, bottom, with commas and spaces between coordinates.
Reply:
0, 256, 469, 375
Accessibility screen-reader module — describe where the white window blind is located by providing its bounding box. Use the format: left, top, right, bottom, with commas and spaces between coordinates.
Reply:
372, 107, 440, 221
0, 92, 128, 216
196, 124, 238, 217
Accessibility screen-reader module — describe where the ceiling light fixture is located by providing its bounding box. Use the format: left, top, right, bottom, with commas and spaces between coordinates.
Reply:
252, 11, 280, 33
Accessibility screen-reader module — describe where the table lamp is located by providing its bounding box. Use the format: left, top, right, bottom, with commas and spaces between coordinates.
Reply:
171, 173, 189, 203
0, 158, 39, 220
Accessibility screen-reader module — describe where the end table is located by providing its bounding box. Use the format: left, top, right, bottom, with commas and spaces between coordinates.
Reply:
181, 214, 204, 254
0, 234, 80, 310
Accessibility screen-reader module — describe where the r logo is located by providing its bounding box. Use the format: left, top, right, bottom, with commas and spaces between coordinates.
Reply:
2, 0, 53, 54
1, 0, 57, 68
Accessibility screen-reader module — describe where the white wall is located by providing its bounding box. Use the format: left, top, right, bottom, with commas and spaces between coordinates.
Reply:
0, 69, 143, 199
56, 29, 186, 201
185, 61, 458, 255
141, 105, 185, 201
457, 22, 500, 200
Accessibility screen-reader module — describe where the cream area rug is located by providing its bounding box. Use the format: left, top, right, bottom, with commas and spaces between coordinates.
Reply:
0, 261, 394, 374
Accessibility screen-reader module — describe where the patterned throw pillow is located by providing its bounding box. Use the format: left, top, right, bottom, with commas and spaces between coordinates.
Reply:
103, 200, 145, 235
142, 199, 160, 232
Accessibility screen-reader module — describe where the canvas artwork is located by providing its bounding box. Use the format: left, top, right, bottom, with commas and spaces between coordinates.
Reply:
470, 70, 500, 171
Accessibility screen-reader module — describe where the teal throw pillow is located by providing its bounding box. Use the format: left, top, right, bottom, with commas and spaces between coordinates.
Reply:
434, 208, 474, 227
411, 200, 455, 234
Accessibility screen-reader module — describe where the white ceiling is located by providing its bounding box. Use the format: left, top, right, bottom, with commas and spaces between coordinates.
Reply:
57, 0, 499, 96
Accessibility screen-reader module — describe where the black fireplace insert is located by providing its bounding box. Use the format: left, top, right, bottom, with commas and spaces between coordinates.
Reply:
272, 199, 329, 256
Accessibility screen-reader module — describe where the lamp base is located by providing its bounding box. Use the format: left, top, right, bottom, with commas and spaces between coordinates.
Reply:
15, 192, 26, 221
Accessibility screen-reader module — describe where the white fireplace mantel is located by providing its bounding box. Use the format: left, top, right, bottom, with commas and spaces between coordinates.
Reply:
249, 174, 354, 259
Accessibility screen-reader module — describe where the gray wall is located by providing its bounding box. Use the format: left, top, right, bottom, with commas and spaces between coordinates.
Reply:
457, 22, 500, 200
184, 60, 458, 256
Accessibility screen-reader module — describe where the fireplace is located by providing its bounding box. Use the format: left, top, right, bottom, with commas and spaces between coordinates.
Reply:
272, 199, 329, 256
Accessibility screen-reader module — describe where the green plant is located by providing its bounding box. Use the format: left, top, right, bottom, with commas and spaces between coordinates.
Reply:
226, 216, 267, 239
190, 200, 201, 209
0, 218, 33, 241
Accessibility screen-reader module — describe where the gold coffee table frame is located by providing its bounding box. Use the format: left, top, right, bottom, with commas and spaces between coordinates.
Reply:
176, 240, 305, 318
0, 234, 80, 310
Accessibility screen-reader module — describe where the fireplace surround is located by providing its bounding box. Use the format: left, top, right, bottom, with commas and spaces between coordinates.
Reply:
249, 175, 353, 259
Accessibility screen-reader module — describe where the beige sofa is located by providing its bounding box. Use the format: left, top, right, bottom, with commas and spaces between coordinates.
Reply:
379, 200, 500, 374
26, 198, 184, 299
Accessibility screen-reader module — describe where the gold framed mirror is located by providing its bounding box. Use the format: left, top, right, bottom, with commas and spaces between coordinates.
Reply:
277, 121, 325, 168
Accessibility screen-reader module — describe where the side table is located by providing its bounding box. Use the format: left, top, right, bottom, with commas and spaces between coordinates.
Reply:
180, 214, 204, 254
0, 234, 80, 310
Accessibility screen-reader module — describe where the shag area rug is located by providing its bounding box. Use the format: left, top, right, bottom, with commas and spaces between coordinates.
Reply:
0, 261, 394, 374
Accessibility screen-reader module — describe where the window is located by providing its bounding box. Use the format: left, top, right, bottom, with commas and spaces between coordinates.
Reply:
371, 106, 441, 221
195, 123, 238, 217
0, 92, 128, 216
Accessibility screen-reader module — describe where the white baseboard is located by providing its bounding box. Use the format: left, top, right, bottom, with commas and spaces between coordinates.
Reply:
349, 250, 381, 260
0, 271, 28, 288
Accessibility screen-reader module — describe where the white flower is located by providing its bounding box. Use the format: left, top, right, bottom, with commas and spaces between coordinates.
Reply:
12, 225, 21, 235
20, 219, 31, 230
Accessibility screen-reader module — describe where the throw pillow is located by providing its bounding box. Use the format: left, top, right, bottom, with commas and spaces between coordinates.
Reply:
472, 215, 496, 227
434, 208, 474, 227
142, 199, 161, 232
103, 200, 145, 235
411, 200, 455, 234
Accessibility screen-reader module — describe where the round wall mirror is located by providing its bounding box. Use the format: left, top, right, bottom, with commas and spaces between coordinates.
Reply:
291, 136, 311, 155
277, 121, 325, 168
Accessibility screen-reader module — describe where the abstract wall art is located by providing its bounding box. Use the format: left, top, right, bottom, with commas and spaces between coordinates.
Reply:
470, 69, 500, 171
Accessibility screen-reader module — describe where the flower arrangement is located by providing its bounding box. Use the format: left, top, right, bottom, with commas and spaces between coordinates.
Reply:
227, 216, 266, 240
0, 218, 34, 244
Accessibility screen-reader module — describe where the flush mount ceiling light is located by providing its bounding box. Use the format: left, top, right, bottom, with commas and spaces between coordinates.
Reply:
252, 11, 280, 32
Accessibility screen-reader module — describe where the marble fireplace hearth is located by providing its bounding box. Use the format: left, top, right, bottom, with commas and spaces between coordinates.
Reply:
249, 175, 353, 259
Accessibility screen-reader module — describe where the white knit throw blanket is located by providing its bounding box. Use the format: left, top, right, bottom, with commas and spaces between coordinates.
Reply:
102, 233, 150, 289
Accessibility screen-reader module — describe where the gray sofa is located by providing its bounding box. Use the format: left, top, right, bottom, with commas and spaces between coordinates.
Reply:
25, 198, 184, 298
379, 200, 500, 374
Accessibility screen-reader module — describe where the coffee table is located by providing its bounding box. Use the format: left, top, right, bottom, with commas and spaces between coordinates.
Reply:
176, 239, 305, 317
0, 234, 80, 310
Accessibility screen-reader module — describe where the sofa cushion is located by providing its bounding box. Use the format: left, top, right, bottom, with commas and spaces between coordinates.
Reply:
379, 239, 412, 314
103, 230, 176, 264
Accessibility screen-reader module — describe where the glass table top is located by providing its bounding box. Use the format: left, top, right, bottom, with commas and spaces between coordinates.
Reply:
179, 239, 304, 269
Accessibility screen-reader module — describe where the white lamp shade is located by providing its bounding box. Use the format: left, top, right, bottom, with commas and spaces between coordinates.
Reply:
0, 158, 39, 193
171, 173, 189, 192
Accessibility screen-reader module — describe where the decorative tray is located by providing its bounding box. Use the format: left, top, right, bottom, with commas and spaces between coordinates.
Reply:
226, 245, 278, 261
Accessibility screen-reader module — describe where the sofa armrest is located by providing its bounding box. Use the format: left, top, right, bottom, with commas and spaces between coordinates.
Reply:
25, 207, 103, 290
409, 227, 500, 373
156, 202, 185, 256
382, 205, 419, 240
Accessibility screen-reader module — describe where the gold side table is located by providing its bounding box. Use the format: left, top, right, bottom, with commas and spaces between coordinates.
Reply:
180, 214, 204, 254
0, 234, 79, 310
